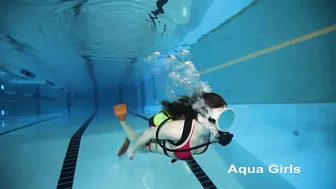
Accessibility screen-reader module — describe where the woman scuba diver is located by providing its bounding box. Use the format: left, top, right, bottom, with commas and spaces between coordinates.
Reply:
116, 94, 197, 156
113, 92, 235, 162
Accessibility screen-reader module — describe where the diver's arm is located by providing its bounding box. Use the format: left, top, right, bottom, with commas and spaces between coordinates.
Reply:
200, 123, 218, 142
197, 114, 219, 142
131, 121, 183, 153
131, 127, 156, 153
208, 126, 219, 142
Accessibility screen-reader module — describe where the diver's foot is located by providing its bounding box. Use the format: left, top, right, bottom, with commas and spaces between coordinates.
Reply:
113, 104, 127, 121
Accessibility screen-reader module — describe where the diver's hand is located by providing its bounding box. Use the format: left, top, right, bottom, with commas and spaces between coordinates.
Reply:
198, 113, 219, 142
209, 126, 219, 142
127, 147, 136, 160
197, 113, 210, 123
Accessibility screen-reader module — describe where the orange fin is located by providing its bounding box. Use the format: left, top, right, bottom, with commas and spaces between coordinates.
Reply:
113, 104, 127, 121
117, 138, 130, 156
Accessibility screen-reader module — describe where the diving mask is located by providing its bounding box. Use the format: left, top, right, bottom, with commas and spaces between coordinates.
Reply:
209, 107, 236, 131
208, 107, 235, 146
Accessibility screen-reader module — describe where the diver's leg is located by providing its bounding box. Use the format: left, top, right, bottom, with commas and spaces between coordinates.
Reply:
131, 127, 157, 154
127, 127, 157, 159
118, 124, 150, 156
114, 104, 138, 156
113, 104, 138, 142
131, 120, 186, 155
119, 120, 138, 142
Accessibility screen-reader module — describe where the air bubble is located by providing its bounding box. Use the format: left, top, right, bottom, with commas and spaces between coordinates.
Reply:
145, 49, 213, 103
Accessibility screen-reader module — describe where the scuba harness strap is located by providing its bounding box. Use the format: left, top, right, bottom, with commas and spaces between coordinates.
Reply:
155, 117, 214, 164
154, 113, 234, 163
160, 117, 194, 158
167, 117, 193, 146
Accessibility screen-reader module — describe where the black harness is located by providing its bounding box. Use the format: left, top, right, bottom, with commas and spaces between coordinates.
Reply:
150, 111, 234, 163
154, 117, 214, 163
160, 117, 194, 157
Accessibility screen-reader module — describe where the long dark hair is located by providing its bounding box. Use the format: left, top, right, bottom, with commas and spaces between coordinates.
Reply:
161, 92, 227, 120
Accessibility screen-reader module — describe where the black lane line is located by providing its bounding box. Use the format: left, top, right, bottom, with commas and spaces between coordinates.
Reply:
57, 113, 96, 189
0, 115, 61, 137
128, 111, 218, 189
186, 158, 217, 189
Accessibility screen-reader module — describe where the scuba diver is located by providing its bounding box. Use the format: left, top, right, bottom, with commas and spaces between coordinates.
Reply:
113, 92, 235, 162
116, 95, 196, 156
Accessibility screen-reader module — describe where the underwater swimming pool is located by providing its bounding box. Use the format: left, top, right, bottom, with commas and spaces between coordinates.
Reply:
1, 0, 335, 188
1, 103, 335, 189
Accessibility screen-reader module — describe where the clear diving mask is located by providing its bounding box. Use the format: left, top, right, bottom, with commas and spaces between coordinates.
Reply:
208, 107, 236, 146
208, 107, 236, 131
